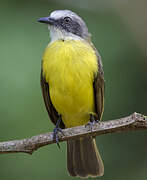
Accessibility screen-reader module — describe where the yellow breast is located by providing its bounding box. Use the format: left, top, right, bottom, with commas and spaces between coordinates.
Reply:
42, 40, 98, 127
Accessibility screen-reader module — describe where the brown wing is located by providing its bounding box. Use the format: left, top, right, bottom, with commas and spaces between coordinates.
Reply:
40, 69, 65, 129
91, 44, 105, 121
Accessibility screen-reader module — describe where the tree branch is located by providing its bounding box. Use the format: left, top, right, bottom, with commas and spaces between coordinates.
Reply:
0, 112, 146, 155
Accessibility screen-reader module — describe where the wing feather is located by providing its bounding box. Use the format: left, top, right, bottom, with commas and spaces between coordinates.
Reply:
91, 44, 105, 120
40, 69, 65, 128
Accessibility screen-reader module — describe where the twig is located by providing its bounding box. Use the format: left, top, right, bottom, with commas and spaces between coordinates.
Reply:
0, 112, 146, 154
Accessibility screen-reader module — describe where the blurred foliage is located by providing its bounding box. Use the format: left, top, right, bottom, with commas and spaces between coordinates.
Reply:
0, 0, 147, 180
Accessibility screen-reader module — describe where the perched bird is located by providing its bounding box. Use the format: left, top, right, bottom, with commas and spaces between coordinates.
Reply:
38, 10, 105, 178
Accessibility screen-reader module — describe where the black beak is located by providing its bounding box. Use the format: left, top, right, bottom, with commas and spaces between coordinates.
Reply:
37, 17, 55, 25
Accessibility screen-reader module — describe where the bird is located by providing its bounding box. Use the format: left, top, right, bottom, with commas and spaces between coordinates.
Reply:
38, 9, 105, 178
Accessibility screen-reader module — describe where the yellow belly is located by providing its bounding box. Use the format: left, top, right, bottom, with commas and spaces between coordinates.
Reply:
42, 40, 98, 128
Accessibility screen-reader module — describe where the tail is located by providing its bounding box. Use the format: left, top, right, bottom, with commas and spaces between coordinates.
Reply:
67, 136, 104, 178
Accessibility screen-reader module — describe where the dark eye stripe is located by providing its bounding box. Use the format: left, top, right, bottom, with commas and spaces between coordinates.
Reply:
55, 17, 85, 38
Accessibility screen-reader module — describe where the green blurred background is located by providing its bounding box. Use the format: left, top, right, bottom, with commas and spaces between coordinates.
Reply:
0, 0, 147, 179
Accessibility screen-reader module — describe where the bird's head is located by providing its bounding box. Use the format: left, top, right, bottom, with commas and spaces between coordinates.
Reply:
38, 10, 91, 42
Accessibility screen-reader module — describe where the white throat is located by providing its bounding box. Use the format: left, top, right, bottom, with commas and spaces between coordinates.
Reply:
48, 26, 82, 42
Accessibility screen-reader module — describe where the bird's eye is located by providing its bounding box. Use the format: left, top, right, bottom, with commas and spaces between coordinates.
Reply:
63, 17, 71, 23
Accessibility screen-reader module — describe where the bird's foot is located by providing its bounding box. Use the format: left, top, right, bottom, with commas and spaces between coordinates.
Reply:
53, 127, 64, 148
85, 120, 99, 132
53, 115, 64, 148
85, 114, 100, 132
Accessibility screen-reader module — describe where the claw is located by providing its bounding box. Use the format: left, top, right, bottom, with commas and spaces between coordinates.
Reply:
53, 115, 64, 148
85, 121, 99, 131
85, 114, 99, 132
53, 127, 63, 148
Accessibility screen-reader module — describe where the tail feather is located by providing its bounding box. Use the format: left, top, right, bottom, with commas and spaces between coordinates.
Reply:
67, 136, 104, 178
